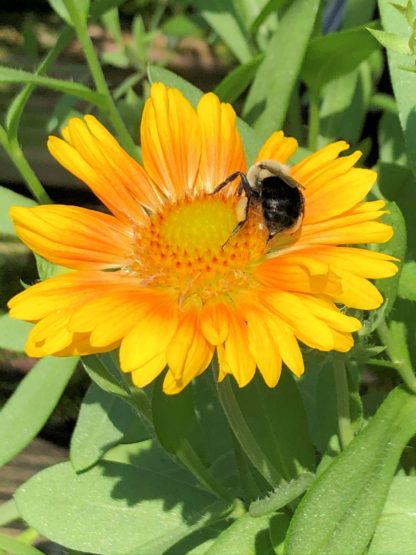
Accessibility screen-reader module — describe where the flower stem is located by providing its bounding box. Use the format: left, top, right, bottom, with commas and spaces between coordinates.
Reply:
0, 127, 51, 204
63, 0, 139, 160
307, 89, 320, 151
378, 319, 416, 393
212, 357, 282, 487
332, 353, 354, 450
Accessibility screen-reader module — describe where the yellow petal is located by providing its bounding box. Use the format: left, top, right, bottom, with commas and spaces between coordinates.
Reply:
256, 131, 298, 164
120, 298, 178, 373
141, 83, 201, 197
131, 353, 167, 388
292, 141, 350, 184
220, 311, 256, 387
200, 300, 231, 344
166, 301, 213, 380
197, 92, 246, 192
304, 169, 376, 223
10, 205, 134, 270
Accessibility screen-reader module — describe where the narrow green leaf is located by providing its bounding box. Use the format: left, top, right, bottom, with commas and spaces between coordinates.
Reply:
148, 65, 202, 105
101, 7, 123, 43
369, 476, 416, 554
376, 163, 416, 304
249, 0, 288, 35
343, 0, 377, 28
70, 382, 146, 471
193, 0, 253, 63
0, 534, 44, 555
147, 65, 262, 165
285, 387, 416, 555
320, 61, 373, 145
0, 186, 36, 236
243, 0, 319, 139
214, 55, 264, 104
90, 0, 127, 17
204, 512, 274, 555
249, 472, 314, 517
217, 371, 315, 487
379, 0, 416, 174
49, 0, 90, 24
16, 460, 228, 555
269, 513, 291, 555
5, 26, 74, 140
368, 28, 411, 54
151, 376, 195, 454
301, 24, 380, 92
0, 357, 77, 467
378, 111, 407, 166
0, 67, 107, 108
374, 202, 406, 316
0, 314, 32, 352
82, 353, 130, 399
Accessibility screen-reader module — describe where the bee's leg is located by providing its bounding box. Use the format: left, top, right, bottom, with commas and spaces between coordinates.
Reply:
212, 171, 246, 194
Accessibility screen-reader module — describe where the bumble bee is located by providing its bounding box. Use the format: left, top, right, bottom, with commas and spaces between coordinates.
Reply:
213, 160, 305, 240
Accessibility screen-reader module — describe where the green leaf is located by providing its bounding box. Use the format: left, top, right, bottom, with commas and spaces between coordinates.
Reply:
297, 355, 341, 454
249, 472, 314, 517
376, 163, 416, 304
90, 0, 127, 17
319, 61, 373, 145
368, 28, 411, 53
70, 382, 147, 471
343, 0, 377, 28
0, 499, 19, 527
204, 512, 274, 555
34, 255, 70, 281
217, 371, 315, 487
16, 459, 229, 555
82, 353, 130, 399
375, 202, 406, 316
301, 24, 380, 92
162, 14, 205, 38
0, 67, 107, 108
193, 0, 253, 63
243, 0, 319, 139
249, 0, 287, 36
378, 111, 407, 166
379, 0, 416, 174
269, 513, 291, 555
0, 314, 32, 352
101, 7, 123, 43
0, 357, 77, 467
0, 534, 44, 555
0, 186, 36, 236
369, 476, 416, 554
147, 65, 262, 165
5, 26, 74, 140
152, 375, 195, 453
49, 0, 90, 25
285, 387, 416, 555
214, 55, 264, 104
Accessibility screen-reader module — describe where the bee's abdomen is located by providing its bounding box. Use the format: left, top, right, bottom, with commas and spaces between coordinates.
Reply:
261, 176, 304, 236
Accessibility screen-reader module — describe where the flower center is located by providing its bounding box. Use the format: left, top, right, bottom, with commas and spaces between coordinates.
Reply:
160, 197, 236, 252
130, 193, 268, 300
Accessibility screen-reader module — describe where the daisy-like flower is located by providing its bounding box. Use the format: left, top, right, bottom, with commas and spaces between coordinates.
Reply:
8, 83, 397, 393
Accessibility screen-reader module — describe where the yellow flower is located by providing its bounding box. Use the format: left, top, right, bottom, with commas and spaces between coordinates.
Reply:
8, 83, 397, 394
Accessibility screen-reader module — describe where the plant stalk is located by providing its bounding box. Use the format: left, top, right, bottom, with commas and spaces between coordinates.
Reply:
333, 353, 354, 450
64, 0, 139, 160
